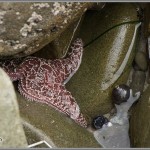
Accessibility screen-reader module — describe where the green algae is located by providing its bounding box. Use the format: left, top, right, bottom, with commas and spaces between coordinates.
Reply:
17, 92, 100, 148
66, 3, 139, 123
130, 85, 150, 147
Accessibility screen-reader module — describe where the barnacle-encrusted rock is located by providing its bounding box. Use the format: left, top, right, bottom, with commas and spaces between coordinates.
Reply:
66, 3, 140, 122
0, 2, 94, 58
0, 68, 27, 148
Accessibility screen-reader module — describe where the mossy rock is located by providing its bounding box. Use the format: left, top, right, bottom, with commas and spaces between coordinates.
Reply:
16, 92, 100, 148
66, 3, 139, 123
130, 85, 150, 147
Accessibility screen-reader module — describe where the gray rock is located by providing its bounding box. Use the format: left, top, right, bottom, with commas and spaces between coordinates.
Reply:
0, 68, 27, 148
94, 89, 140, 148
0, 2, 95, 58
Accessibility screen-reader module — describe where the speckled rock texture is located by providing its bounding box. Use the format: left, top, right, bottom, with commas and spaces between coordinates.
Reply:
0, 2, 94, 58
66, 3, 139, 123
0, 68, 27, 148
130, 85, 150, 147
16, 92, 100, 148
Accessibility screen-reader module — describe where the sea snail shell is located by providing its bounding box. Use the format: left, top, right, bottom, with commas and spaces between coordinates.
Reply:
112, 84, 130, 105
92, 115, 109, 129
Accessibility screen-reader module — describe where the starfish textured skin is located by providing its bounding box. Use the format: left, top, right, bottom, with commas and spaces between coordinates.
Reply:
0, 38, 87, 128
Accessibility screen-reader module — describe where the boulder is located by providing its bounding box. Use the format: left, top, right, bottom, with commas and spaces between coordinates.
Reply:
33, 18, 82, 59
0, 68, 27, 148
0, 2, 94, 58
66, 3, 140, 123
130, 85, 150, 147
16, 92, 100, 148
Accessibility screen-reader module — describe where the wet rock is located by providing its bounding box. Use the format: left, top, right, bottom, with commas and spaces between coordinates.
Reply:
130, 85, 150, 147
33, 18, 82, 59
16, 92, 100, 148
89, 3, 106, 11
142, 4, 150, 37
134, 51, 148, 71
66, 3, 140, 122
94, 89, 140, 148
112, 84, 130, 105
22, 120, 56, 148
147, 37, 150, 84
0, 2, 94, 58
0, 68, 27, 148
130, 70, 146, 94
137, 23, 147, 54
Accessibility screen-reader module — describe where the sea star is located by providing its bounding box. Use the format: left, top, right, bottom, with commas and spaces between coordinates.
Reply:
0, 38, 87, 128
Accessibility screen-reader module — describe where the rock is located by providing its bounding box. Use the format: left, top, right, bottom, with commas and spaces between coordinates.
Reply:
33, 18, 82, 59
0, 68, 27, 148
66, 3, 140, 123
130, 85, 150, 147
94, 123, 130, 148
88, 3, 106, 11
134, 51, 148, 71
130, 70, 146, 94
141, 4, 150, 37
137, 23, 147, 54
22, 120, 56, 148
16, 92, 100, 148
0, 2, 95, 58
147, 37, 150, 84
94, 89, 140, 148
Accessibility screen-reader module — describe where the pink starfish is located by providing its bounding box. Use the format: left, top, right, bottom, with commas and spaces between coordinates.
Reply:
0, 38, 87, 128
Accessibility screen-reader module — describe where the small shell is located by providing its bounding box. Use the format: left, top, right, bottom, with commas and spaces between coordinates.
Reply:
92, 115, 109, 129
112, 84, 130, 105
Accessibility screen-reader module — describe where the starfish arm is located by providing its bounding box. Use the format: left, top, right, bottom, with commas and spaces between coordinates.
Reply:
51, 38, 84, 84
18, 77, 87, 128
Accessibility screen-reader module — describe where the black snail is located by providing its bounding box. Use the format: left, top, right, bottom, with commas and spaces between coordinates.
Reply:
92, 84, 131, 129
112, 84, 130, 105
92, 115, 109, 129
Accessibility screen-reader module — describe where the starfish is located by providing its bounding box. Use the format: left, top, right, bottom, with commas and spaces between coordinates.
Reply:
0, 38, 87, 128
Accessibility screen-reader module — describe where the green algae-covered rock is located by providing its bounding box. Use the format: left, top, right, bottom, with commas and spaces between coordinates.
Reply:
66, 3, 140, 123
16, 92, 100, 148
130, 85, 150, 147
